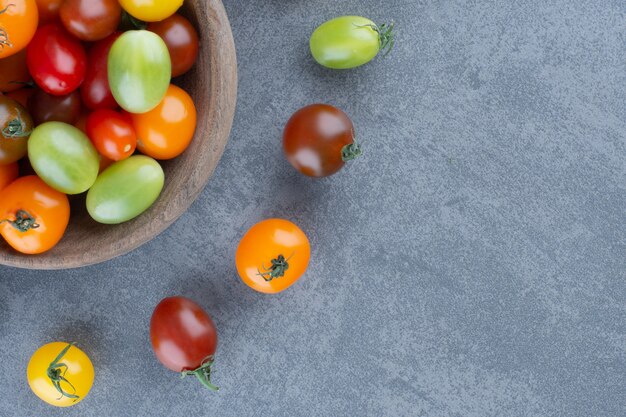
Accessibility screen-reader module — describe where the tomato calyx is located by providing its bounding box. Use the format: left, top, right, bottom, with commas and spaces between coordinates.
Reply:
180, 356, 218, 391
356, 21, 395, 57
341, 140, 363, 162
0, 4, 14, 50
2, 110, 32, 138
257, 253, 293, 282
46, 343, 80, 402
0, 209, 40, 232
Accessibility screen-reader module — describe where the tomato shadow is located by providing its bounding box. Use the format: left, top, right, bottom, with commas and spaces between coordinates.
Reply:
53, 319, 105, 366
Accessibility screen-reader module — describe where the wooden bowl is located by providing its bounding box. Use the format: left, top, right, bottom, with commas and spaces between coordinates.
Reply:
0, 0, 237, 270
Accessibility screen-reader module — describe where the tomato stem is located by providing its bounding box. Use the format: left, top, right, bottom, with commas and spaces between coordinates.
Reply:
0, 210, 40, 232
2, 110, 32, 139
0, 28, 10, 50
0, 4, 13, 15
375, 22, 395, 56
342, 140, 363, 162
257, 253, 293, 282
46, 343, 80, 402
181, 356, 218, 391
356, 21, 395, 57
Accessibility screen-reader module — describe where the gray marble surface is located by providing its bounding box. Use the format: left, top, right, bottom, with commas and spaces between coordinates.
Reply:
1, 0, 625, 416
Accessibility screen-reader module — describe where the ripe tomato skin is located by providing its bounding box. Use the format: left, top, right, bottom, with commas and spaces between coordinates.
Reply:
119, 0, 183, 23
81, 32, 120, 110
0, 0, 38, 59
148, 14, 198, 77
59, 0, 121, 41
283, 104, 360, 177
86, 109, 136, 161
28, 88, 81, 125
236, 219, 311, 294
150, 296, 219, 390
0, 49, 30, 93
0, 176, 69, 254
131, 84, 196, 160
0, 162, 18, 190
26, 24, 87, 96
27, 342, 94, 407
310, 16, 394, 69
34, 0, 62, 24
0, 95, 33, 164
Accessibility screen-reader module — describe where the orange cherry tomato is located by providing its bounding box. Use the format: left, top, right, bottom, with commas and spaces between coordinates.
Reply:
0, 175, 69, 254
0, 162, 18, 190
131, 84, 196, 160
0, 0, 38, 59
0, 49, 30, 93
5, 87, 34, 107
236, 219, 311, 294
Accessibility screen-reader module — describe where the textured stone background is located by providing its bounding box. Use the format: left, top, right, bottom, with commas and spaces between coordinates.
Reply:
1, 0, 625, 416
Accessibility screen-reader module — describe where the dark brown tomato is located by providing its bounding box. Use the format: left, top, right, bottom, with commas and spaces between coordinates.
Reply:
80, 32, 120, 110
6, 88, 35, 108
148, 14, 199, 77
150, 296, 218, 391
59, 0, 122, 41
0, 50, 31, 93
28, 88, 82, 125
0, 96, 33, 164
283, 103, 361, 177
35, 0, 63, 24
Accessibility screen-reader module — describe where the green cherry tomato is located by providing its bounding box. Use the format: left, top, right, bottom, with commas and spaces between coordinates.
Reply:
310, 16, 395, 69
108, 30, 171, 113
86, 155, 164, 224
28, 122, 100, 195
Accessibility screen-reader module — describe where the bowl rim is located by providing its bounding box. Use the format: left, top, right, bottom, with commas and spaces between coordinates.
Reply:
0, 0, 238, 270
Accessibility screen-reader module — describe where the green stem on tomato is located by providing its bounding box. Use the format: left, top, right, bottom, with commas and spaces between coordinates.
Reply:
46, 343, 80, 401
0, 210, 40, 232
2, 110, 32, 139
375, 22, 395, 56
257, 253, 294, 282
181, 357, 218, 391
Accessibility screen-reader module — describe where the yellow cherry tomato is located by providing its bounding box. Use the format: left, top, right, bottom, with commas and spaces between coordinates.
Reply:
27, 342, 94, 407
118, 0, 182, 23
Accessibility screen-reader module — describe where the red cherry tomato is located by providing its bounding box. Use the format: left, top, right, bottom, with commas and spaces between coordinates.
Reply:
26, 23, 87, 96
148, 14, 199, 77
28, 88, 81, 125
86, 109, 136, 161
150, 297, 218, 391
80, 32, 120, 110
59, 0, 121, 42
283, 104, 362, 177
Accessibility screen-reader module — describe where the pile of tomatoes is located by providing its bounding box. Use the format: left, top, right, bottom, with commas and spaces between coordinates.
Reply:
11, 2, 396, 409
0, 0, 199, 255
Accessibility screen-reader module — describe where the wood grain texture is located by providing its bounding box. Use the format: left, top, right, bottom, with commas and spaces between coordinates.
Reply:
0, 0, 237, 269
